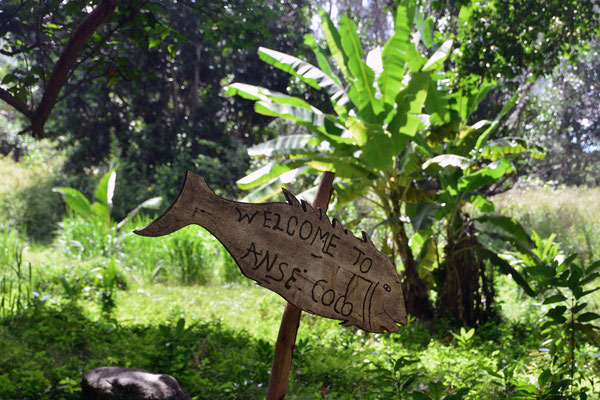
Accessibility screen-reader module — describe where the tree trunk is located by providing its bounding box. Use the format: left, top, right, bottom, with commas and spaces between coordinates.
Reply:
395, 220, 433, 320
438, 212, 495, 326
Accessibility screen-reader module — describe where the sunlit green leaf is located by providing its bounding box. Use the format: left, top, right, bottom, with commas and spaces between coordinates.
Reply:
52, 187, 94, 221
423, 154, 474, 170
95, 169, 117, 209
423, 40, 453, 72
338, 15, 383, 121
237, 160, 306, 190
248, 134, 317, 157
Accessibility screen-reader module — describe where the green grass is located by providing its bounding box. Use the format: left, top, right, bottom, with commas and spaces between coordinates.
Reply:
493, 186, 600, 263
2, 278, 597, 399
1, 156, 600, 399
53, 214, 241, 286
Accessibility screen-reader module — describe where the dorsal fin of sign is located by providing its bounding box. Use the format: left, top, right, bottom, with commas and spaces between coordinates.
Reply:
281, 187, 301, 208
301, 199, 315, 213
331, 218, 348, 235
282, 186, 369, 247
317, 208, 331, 224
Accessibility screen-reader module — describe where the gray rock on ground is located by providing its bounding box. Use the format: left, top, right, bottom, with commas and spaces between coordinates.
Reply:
81, 367, 191, 400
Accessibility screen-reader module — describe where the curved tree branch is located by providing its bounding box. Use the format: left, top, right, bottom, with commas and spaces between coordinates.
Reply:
0, 88, 33, 119
27, 0, 119, 137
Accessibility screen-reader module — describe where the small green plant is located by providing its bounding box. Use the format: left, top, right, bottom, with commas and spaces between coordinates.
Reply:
53, 167, 162, 228
371, 355, 421, 397
57, 376, 81, 395
452, 327, 475, 348
53, 167, 162, 257
532, 256, 600, 398
96, 257, 118, 314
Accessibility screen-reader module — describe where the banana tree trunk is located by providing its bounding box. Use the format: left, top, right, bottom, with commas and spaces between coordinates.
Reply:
395, 221, 433, 320
438, 212, 495, 326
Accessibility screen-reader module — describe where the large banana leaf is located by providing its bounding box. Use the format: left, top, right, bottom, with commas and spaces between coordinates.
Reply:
362, 131, 395, 172
248, 134, 318, 158
478, 248, 536, 296
387, 71, 430, 155
257, 46, 348, 111
456, 159, 513, 193
338, 15, 383, 121
377, 0, 415, 110
345, 117, 394, 172
237, 159, 308, 190
405, 42, 425, 72
91, 202, 111, 227
258, 47, 339, 92
479, 137, 545, 161
253, 102, 352, 147
474, 93, 518, 152
304, 34, 349, 116
255, 101, 325, 128
303, 35, 342, 86
423, 40, 453, 72
466, 78, 495, 118
319, 10, 351, 80
475, 215, 533, 250
224, 82, 286, 102
425, 77, 451, 125
422, 154, 475, 170
307, 154, 372, 179
226, 83, 324, 112
333, 179, 371, 207
241, 167, 309, 203
394, 0, 416, 42
226, 83, 352, 146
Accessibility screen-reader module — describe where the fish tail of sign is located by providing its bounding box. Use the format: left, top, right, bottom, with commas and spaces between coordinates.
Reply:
134, 170, 217, 237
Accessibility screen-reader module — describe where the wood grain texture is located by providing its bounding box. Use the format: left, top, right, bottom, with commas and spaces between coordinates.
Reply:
135, 171, 407, 333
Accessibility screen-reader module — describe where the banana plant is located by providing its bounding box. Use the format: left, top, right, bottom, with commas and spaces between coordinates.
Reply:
53, 168, 162, 229
226, 1, 451, 318
225, 2, 541, 320
406, 74, 545, 324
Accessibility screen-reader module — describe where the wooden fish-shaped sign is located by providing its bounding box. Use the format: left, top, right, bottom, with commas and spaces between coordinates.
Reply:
135, 171, 407, 333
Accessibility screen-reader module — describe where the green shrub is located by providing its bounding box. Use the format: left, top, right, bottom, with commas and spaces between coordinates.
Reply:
0, 154, 64, 242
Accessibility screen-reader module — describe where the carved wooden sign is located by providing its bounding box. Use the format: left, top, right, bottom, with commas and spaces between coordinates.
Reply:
135, 171, 407, 333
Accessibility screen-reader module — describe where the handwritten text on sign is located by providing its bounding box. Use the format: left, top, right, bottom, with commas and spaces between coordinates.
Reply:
135, 171, 407, 333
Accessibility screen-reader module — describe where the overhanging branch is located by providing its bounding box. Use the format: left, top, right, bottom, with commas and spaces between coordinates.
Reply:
26, 0, 119, 137
0, 88, 33, 119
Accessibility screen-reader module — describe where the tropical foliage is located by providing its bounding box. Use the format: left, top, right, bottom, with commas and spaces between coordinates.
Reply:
226, 0, 543, 322
0, 0, 599, 398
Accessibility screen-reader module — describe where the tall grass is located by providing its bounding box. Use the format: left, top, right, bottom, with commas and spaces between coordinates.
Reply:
54, 214, 243, 285
0, 227, 34, 320
120, 215, 243, 284
493, 186, 600, 262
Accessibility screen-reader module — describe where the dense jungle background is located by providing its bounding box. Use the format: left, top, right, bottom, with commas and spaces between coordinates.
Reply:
1, 0, 599, 398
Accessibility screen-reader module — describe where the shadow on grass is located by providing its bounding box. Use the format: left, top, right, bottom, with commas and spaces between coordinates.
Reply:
0, 302, 399, 399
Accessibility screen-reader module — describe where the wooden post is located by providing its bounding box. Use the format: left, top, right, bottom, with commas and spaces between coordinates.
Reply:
266, 171, 335, 400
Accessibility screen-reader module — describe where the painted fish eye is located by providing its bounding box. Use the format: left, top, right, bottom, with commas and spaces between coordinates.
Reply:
383, 284, 391, 292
